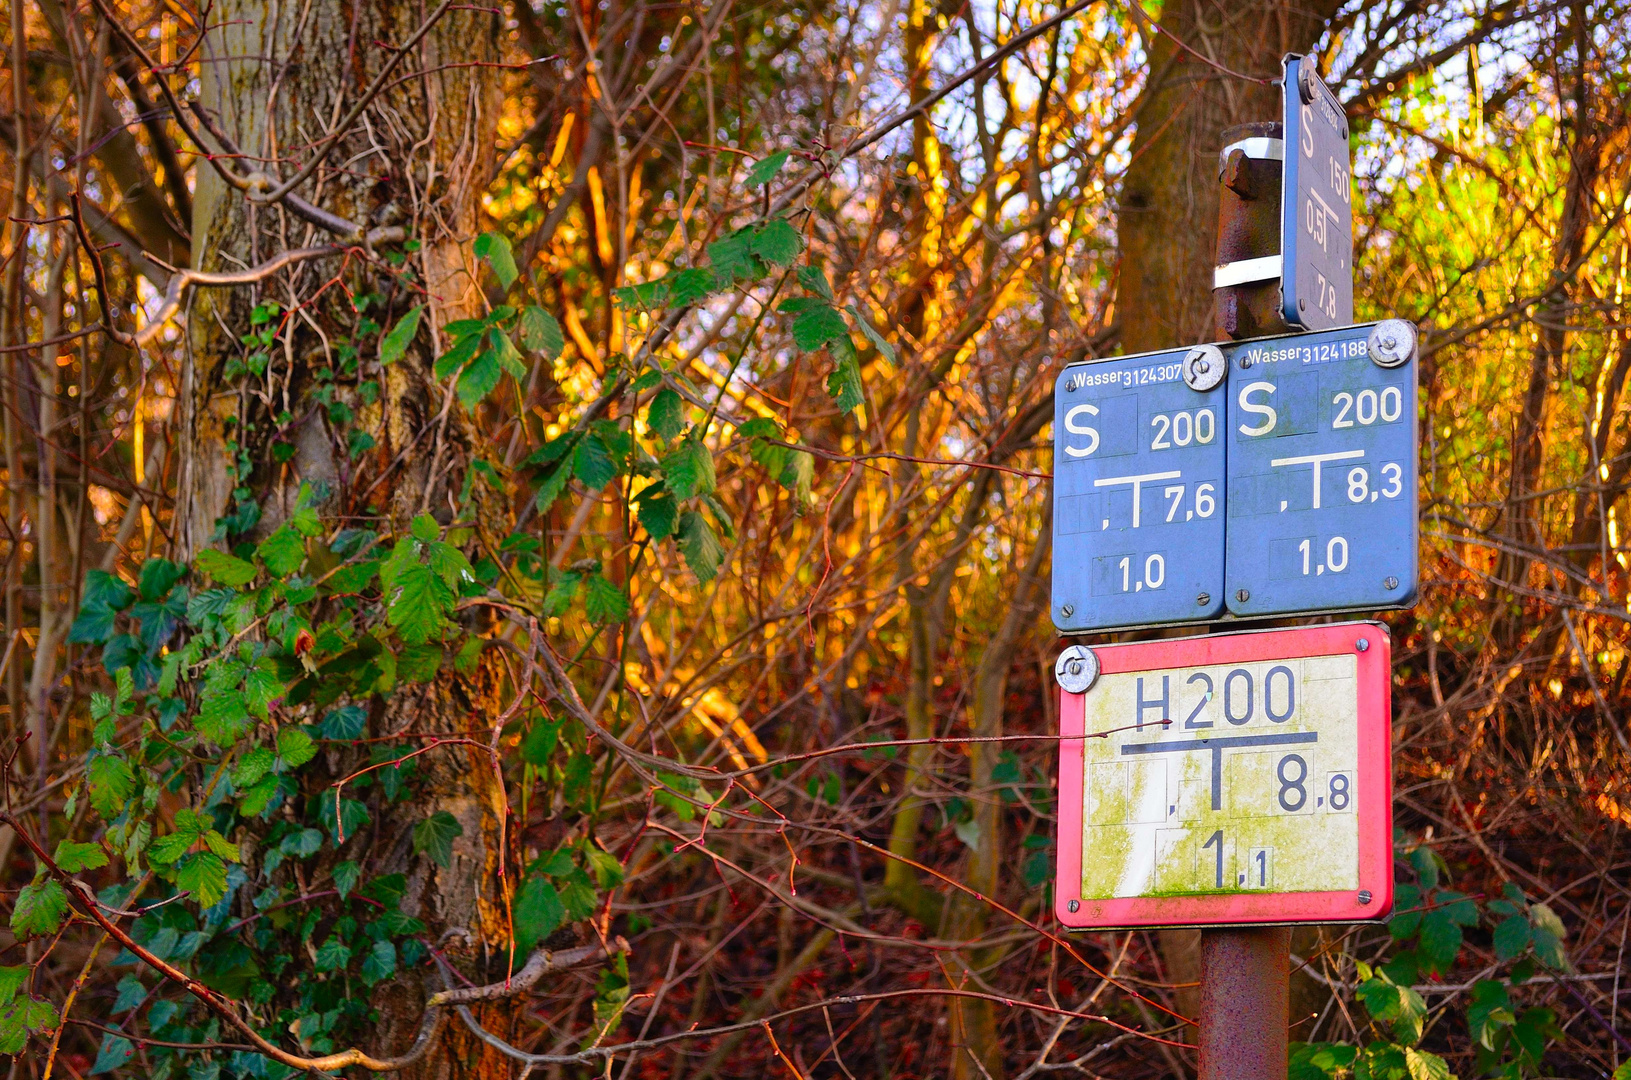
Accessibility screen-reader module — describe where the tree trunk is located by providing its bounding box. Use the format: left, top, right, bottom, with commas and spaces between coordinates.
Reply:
182, 2, 513, 1074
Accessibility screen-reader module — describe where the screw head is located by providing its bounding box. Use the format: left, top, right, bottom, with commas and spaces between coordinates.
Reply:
1356, 638, 1370, 652
1238, 356, 1253, 369
1055, 645, 1100, 694
1060, 604, 1075, 619
1235, 588, 1250, 603
1182, 345, 1226, 392
1383, 575, 1400, 590
1357, 890, 1373, 905
1368, 319, 1417, 368
1068, 899, 1081, 913
1196, 592, 1211, 607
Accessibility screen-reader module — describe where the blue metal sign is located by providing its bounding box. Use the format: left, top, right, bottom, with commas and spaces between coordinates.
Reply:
1223, 321, 1417, 617
1281, 55, 1353, 331
1052, 349, 1227, 633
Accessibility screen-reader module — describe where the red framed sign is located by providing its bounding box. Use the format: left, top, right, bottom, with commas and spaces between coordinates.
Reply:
1055, 623, 1393, 929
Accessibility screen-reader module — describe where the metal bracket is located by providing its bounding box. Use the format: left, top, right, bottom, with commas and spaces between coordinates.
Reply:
1054, 645, 1100, 694
1367, 319, 1417, 368
1218, 136, 1285, 174
1182, 345, 1226, 392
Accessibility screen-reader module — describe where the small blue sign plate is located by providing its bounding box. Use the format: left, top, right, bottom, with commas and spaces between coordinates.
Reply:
1281, 55, 1353, 331
1223, 322, 1417, 617
1052, 351, 1227, 633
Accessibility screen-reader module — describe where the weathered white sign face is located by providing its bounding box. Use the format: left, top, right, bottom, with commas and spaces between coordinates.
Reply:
1056, 625, 1393, 928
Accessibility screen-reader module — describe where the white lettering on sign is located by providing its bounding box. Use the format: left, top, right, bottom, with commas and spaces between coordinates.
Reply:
1237, 382, 1278, 436
1063, 403, 1099, 458
1078, 655, 1360, 899
1270, 449, 1364, 510
1093, 470, 1181, 529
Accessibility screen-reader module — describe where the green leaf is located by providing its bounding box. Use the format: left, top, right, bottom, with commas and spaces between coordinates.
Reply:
0, 967, 28, 1005
668, 267, 718, 306
53, 841, 108, 873
514, 877, 566, 954
67, 602, 118, 644
411, 513, 440, 542
138, 558, 184, 601
584, 574, 629, 624
474, 231, 519, 289
195, 549, 257, 586
387, 563, 453, 645
457, 347, 502, 409
257, 527, 306, 576
826, 337, 865, 414
86, 1033, 132, 1073
146, 830, 194, 865
202, 829, 240, 862
750, 218, 801, 266
197, 689, 251, 747
521, 718, 561, 766
583, 846, 624, 888
520, 306, 565, 359
398, 644, 445, 682
81, 569, 134, 612
660, 438, 716, 501
427, 540, 475, 587
320, 705, 368, 740
573, 435, 618, 489
791, 304, 847, 350
333, 860, 361, 900
677, 511, 724, 582
797, 264, 833, 300
491, 327, 526, 378
706, 229, 759, 281
1410, 846, 1443, 889
636, 489, 677, 540
276, 727, 317, 768
1614, 1062, 1631, 1080
233, 747, 276, 789
534, 459, 572, 515
0, 990, 58, 1052
1403, 1048, 1449, 1080
1417, 910, 1463, 970
647, 389, 685, 441
380, 305, 423, 365
412, 810, 464, 868
433, 329, 483, 380
176, 852, 228, 907
315, 936, 352, 972
360, 940, 397, 985
847, 303, 897, 363
543, 571, 583, 617
745, 149, 790, 187
11, 879, 68, 939
1437, 890, 1479, 926
87, 754, 135, 819
1493, 914, 1532, 959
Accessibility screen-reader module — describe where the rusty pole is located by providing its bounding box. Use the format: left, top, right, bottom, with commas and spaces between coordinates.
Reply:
1198, 926, 1291, 1080
1214, 121, 1292, 341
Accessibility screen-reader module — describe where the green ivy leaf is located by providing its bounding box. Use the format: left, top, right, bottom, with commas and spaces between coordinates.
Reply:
53, 841, 108, 873
257, 527, 306, 576
333, 860, 361, 900
380, 305, 423, 364
474, 231, 519, 290
87, 1033, 133, 1073
520, 306, 565, 358
315, 936, 352, 972
745, 149, 790, 187
750, 218, 801, 266
677, 511, 724, 582
360, 940, 397, 985
137, 558, 184, 601
195, 549, 257, 586
647, 389, 685, 441
11, 879, 68, 939
387, 563, 453, 645
81, 569, 134, 612
412, 810, 464, 868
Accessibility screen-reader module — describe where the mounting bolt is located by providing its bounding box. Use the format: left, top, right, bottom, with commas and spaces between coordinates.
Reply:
1368, 319, 1417, 368
1196, 592, 1211, 607
1182, 344, 1226, 392
1068, 899, 1081, 913
1235, 588, 1250, 603
1356, 638, 1370, 652
1055, 645, 1100, 694
1299, 61, 1319, 105
1060, 604, 1075, 619
1383, 575, 1400, 590
1238, 355, 1253, 369
1357, 890, 1373, 905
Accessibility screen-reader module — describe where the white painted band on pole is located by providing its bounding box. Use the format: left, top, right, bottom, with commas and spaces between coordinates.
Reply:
1213, 255, 1283, 289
